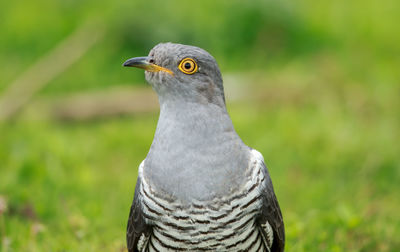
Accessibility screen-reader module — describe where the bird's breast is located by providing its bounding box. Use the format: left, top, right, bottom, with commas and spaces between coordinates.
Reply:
139, 151, 268, 251
144, 120, 251, 200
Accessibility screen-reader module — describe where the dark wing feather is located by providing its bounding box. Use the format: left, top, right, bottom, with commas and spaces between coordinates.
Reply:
257, 160, 285, 252
127, 176, 152, 252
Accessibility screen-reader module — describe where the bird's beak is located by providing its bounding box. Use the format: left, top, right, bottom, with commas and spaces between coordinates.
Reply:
123, 57, 174, 75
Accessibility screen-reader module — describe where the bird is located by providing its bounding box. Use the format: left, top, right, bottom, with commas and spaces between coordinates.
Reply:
123, 42, 284, 252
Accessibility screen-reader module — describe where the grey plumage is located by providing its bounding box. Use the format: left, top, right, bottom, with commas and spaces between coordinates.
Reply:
124, 42, 284, 252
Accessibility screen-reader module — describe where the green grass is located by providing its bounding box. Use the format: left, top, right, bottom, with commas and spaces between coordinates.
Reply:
0, 117, 154, 251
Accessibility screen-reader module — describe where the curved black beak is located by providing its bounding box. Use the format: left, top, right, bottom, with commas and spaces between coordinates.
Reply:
123, 56, 174, 75
123, 57, 150, 68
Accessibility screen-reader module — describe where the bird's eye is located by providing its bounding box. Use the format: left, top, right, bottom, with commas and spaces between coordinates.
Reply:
178, 58, 198, 75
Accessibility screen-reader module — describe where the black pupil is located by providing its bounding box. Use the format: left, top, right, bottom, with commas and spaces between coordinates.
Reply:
184, 62, 192, 69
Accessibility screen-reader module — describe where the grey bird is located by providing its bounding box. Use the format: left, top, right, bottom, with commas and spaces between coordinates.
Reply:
123, 43, 284, 252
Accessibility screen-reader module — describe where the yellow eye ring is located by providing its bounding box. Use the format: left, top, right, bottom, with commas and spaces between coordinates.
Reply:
178, 58, 198, 74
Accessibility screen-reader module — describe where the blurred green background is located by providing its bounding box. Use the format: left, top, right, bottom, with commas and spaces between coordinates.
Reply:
0, 0, 399, 251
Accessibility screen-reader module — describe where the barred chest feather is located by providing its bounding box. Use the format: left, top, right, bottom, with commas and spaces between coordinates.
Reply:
137, 150, 273, 252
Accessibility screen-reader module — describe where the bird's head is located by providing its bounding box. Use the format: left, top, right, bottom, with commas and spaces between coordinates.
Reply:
123, 43, 225, 106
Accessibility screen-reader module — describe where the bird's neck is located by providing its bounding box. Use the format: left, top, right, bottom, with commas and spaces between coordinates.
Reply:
155, 99, 237, 145
144, 99, 250, 202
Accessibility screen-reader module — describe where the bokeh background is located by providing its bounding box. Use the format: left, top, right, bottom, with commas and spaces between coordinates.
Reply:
0, 0, 399, 251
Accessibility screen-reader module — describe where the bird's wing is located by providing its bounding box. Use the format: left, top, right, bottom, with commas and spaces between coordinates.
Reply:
127, 161, 152, 252
253, 150, 285, 252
